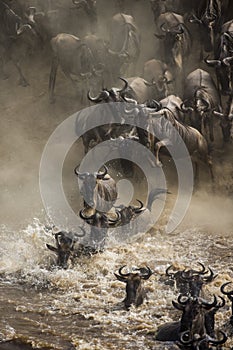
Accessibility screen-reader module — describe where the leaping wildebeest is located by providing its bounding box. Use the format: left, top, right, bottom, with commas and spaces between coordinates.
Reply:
74, 165, 118, 212
49, 33, 103, 103
181, 68, 220, 142
114, 265, 153, 310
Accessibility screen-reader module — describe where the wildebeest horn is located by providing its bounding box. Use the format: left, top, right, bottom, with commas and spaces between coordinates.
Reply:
76, 226, 86, 237
204, 56, 221, 67
154, 33, 166, 39
79, 209, 95, 221
189, 14, 202, 24
201, 295, 217, 309
177, 294, 190, 305
17, 24, 32, 35
104, 210, 121, 223
221, 282, 233, 296
213, 110, 224, 118
180, 102, 193, 113
96, 165, 108, 179
87, 90, 109, 103
118, 265, 130, 277
207, 331, 228, 345
202, 267, 216, 282
72, 0, 86, 7
117, 77, 129, 94
123, 95, 138, 105
191, 262, 206, 274
140, 266, 153, 280
132, 199, 145, 213
223, 56, 233, 66
179, 331, 192, 344
166, 264, 176, 277
74, 165, 88, 178
160, 23, 169, 33
223, 32, 233, 41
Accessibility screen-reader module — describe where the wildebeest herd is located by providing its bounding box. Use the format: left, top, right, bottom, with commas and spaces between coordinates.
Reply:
1, 0, 233, 349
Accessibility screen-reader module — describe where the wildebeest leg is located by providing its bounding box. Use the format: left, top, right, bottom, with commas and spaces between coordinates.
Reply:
49, 55, 59, 103
153, 139, 172, 167
14, 60, 29, 87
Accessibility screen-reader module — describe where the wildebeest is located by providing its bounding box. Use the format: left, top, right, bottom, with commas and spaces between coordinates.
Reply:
221, 282, 233, 326
165, 262, 216, 297
189, 0, 229, 53
155, 294, 219, 342
114, 265, 153, 310
179, 330, 227, 349
155, 11, 192, 91
213, 94, 233, 142
181, 69, 220, 142
126, 100, 214, 185
143, 59, 174, 100
205, 19, 233, 96
0, 1, 38, 85
108, 13, 140, 79
79, 208, 120, 252
46, 228, 86, 269
74, 165, 117, 212
49, 33, 103, 103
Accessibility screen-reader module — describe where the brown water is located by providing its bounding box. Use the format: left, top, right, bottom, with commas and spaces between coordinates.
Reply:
1, 1, 233, 349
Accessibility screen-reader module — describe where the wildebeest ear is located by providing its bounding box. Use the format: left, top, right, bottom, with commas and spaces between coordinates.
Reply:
114, 273, 127, 283
46, 244, 58, 253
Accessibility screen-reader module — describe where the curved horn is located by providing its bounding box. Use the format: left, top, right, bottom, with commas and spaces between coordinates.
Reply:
179, 331, 192, 345
76, 226, 86, 237
201, 295, 217, 309
117, 77, 129, 94
191, 262, 206, 275
213, 110, 224, 118
118, 265, 130, 277
87, 90, 109, 103
105, 210, 121, 224
189, 14, 202, 24
132, 199, 145, 213
79, 209, 95, 221
223, 32, 233, 41
96, 165, 108, 179
140, 266, 153, 280
177, 294, 190, 305
202, 267, 216, 282
160, 23, 169, 33
74, 165, 88, 178
123, 95, 138, 105
166, 265, 175, 277
207, 331, 228, 345
172, 24, 184, 35
221, 282, 233, 296
204, 56, 221, 67
180, 102, 194, 113
223, 56, 233, 66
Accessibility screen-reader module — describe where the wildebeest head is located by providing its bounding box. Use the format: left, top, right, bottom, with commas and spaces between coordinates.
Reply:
179, 330, 227, 349
173, 294, 218, 338
115, 265, 153, 309
87, 77, 129, 103
74, 164, 109, 209
46, 228, 86, 269
114, 199, 145, 226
